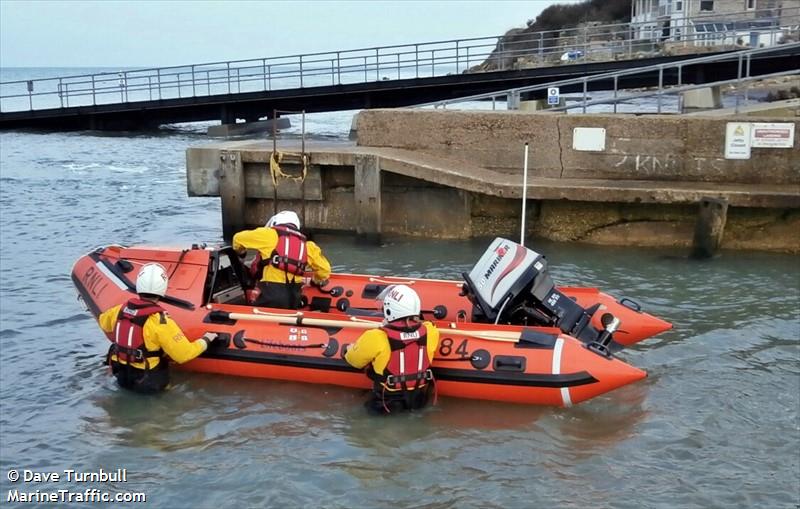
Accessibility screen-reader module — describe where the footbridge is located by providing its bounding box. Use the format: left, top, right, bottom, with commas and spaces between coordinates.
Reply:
2, 8, 798, 130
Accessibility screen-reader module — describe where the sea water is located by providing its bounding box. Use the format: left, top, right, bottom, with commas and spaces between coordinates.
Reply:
0, 68, 798, 508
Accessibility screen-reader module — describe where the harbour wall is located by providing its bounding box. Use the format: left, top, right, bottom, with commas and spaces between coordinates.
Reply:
186, 110, 799, 253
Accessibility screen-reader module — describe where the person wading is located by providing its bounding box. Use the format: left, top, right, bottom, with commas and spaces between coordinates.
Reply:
344, 285, 440, 414
233, 210, 331, 309
97, 263, 219, 393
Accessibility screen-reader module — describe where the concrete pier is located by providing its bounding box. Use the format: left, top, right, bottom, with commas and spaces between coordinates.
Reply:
186, 110, 800, 253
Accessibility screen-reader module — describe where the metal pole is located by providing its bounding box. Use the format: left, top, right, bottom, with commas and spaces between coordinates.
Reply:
613, 75, 618, 114
148, 76, 153, 101
455, 40, 460, 73
332, 59, 335, 85
520, 143, 529, 247
337, 52, 341, 85
177, 73, 181, 98
397, 53, 400, 79
58, 78, 64, 108
415, 45, 419, 78
157, 69, 162, 100
582, 78, 588, 113
735, 53, 742, 113
226, 62, 231, 94
192, 65, 196, 96
657, 65, 663, 114
300, 55, 304, 88
744, 53, 751, 107
207, 70, 211, 95
91, 75, 96, 105
364, 56, 368, 82
263, 59, 267, 91
375, 48, 379, 81
267, 65, 271, 91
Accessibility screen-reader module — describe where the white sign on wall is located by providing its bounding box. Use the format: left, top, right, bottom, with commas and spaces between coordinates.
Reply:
724, 122, 752, 159
572, 127, 606, 151
751, 122, 795, 148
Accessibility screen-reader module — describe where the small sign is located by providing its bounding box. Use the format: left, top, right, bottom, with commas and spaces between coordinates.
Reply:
724, 122, 751, 159
751, 122, 795, 148
547, 87, 560, 106
572, 127, 606, 151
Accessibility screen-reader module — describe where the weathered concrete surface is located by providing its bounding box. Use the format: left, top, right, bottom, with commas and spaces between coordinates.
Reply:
356, 109, 800, 185
207, 117, 291, 137
186, 107, 800, 252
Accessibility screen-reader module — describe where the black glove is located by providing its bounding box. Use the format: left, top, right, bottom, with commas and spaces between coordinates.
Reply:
202, 333, 219, 349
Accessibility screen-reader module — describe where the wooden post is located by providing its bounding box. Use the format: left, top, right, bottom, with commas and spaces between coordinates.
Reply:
219, 150, 246, 241
354, 154, 381, 243
690, 197, 728, 259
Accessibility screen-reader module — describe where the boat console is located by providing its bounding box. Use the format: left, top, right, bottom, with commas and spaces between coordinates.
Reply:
462, 237, 601, 341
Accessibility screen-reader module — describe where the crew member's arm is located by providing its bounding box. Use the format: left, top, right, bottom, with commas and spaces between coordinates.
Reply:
344, 329, 388, 371
97, 304, 122, 334
306, 241, 331, 284
232, 227, 277, 256
423, 322, 440, 363
144, 314, 208, 364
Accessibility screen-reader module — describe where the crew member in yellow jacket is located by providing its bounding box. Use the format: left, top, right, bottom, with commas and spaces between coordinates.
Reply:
233, 210, 331, 309
97, 263, 218, 393
345, 285, 440, 414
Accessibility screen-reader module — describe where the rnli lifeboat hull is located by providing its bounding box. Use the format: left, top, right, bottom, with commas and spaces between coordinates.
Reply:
72, 244, 649, 407
302, 274, 671, 347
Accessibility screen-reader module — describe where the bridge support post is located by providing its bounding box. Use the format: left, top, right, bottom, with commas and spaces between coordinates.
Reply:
219, 150, 246, 241
690, 197, 728, 259
681, 86, 723, 113
354, 154, 382, 243
220, 105, 236, 125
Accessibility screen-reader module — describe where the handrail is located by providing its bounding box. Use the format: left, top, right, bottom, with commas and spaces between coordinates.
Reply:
1, 7, 797, 113
415, 42, 800, 111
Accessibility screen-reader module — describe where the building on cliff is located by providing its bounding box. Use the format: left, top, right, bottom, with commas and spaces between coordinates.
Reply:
631, 0, 799, 46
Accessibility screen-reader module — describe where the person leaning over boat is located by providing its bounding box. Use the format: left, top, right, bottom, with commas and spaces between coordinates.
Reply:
232, 210, 331, 309
344, 285, 440, 414
96, 263, 219, 394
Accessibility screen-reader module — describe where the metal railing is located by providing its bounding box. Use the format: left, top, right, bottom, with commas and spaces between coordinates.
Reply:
1, 7, 797, 113
416, 42, 800, 115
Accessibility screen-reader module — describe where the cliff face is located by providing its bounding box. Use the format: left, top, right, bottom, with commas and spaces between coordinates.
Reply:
470, 0, 632, 72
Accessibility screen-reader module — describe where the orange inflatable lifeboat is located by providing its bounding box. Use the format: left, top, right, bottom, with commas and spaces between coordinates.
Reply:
71, 239, 667, 406
298, 237, 671, 349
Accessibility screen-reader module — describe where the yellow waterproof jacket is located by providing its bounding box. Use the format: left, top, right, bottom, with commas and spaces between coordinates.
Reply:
344, 321, 440, 377
98, 304, 207, 369
232, 226, 331, 284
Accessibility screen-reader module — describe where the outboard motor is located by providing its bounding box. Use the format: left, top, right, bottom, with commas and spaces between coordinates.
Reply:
462, 237, 602, 342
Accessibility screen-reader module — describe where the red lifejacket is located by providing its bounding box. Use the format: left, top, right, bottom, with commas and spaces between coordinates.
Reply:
378, 321, 432, 391
111, 298, 165, 368
269, 225, 308, 277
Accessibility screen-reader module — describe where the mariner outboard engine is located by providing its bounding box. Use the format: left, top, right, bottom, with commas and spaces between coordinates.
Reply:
462, 237, 603, 343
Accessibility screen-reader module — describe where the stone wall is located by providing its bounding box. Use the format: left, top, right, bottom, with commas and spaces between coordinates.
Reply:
356, 109, 799, 185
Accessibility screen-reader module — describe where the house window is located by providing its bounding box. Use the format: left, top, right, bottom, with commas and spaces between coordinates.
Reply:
676, 1, 683, 11
745, 0, 755, 9
700, 0, 714, 10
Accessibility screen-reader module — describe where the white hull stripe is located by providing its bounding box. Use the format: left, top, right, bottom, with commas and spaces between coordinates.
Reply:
551, 337, 573, 407
399, 351, 405, 374
95, 261, 130, 290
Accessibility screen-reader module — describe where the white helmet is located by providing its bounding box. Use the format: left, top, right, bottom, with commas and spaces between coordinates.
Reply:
380, 285, 421, 321
266, 210, 300, 229
136, 263, 169, 297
